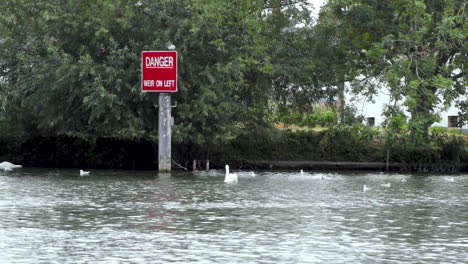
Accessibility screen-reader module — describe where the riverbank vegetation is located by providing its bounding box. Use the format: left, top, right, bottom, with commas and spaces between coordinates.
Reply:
0, 0, 466, 172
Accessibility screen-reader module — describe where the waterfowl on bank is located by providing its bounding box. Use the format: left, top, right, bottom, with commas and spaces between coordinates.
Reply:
0, 161, 22, 171
80, 170, 90, 176
224, 165, 238, 184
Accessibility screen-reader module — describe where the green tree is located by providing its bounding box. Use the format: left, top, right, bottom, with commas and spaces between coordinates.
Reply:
173, 0, 316, 160
0, 0, 157, 140
323, 0, 466, 140
262, 1, 325, 122
0, 0, 318, 163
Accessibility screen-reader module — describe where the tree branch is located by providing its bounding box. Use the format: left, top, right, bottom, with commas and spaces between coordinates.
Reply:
451, 72, 464, 80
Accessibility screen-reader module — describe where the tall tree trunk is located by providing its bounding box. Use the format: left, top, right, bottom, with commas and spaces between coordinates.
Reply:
409, 84, 437, 141
337, 69, 346, 125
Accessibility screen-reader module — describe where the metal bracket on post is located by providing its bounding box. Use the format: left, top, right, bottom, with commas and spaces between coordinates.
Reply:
154, 101, 177, 108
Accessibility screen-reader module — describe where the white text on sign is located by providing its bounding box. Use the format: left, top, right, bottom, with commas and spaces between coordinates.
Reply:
143, 80, 175, 87
145, 56, 174, 68
143, 80, 155, 87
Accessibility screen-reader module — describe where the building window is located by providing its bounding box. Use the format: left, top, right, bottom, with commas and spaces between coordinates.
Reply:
367, 117, 375, 127
448, 116, 459, 128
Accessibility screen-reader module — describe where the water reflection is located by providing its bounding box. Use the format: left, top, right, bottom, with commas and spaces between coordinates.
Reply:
0, 168, 467, 263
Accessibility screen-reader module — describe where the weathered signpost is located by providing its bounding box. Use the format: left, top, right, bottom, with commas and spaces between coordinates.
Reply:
141, 50, 177, 172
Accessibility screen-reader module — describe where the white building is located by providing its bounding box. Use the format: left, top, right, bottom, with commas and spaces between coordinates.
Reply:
349, 88, 468, 130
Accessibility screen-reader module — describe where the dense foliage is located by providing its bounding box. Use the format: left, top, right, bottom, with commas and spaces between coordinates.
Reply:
322, 0, 466, 138
0, 0, 466, 171
0, 0, 313, 139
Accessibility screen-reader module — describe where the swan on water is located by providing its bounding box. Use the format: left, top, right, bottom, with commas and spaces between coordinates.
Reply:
80, 170, 90, 176
0, 161, 22, 171
224, 165, 238, 183
381, 183, 391, 188
445, 177, 454, 182
401, 179, 407, 182
249, 171, 256, 177
363, 185, 369, 192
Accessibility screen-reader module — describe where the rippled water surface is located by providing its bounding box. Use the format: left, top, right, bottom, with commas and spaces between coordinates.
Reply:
1, 168, 468, 263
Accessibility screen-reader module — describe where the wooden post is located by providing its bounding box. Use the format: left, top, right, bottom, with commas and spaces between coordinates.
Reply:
159, 93, 171, 172
386, 146, 390, 171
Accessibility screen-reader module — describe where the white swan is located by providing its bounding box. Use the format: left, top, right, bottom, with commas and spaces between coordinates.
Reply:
445, 177, 455, 182
224, 165, 238, 183
363, 184, 369, 192
0, 161, 22, 171
381, 183, 391, 187
249, 171, 256, 177
401, 179, 407, 182
80, 170, 90, 176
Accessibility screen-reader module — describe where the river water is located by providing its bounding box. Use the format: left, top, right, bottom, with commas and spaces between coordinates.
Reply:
0, 168, 467, 263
